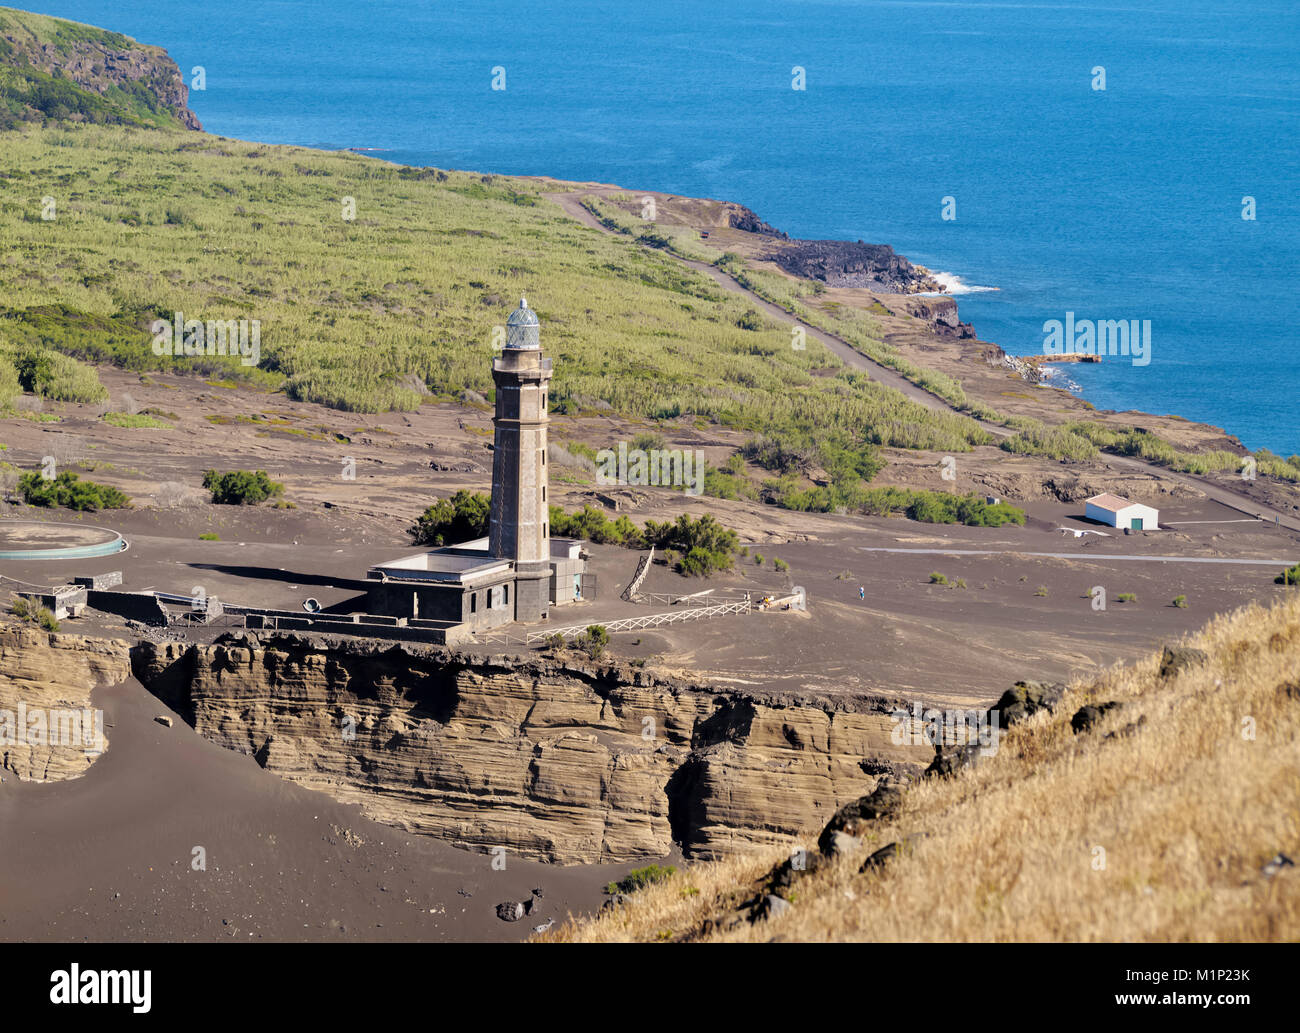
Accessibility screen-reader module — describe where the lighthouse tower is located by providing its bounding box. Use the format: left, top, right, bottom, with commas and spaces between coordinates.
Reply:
489, 297, 553, 621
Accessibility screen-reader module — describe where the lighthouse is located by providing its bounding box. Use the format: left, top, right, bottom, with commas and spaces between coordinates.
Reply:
488, 297, 553, 621
366, 295, 585, 637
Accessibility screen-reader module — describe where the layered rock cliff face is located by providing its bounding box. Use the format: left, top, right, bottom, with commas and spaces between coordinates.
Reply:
898, 294, 976, 338
0, 625, 131, 782
132, 633, 925, 864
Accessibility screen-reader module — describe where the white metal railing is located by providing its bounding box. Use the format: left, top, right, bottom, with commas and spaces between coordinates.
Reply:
523, 598, 752, 644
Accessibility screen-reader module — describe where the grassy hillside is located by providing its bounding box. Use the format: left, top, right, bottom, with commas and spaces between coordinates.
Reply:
0, 8, 193, 130
0, 123, 990, 467
551, 593, 1300, 942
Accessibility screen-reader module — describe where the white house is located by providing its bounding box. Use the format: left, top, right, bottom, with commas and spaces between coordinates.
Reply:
1085, 493, 1159, 530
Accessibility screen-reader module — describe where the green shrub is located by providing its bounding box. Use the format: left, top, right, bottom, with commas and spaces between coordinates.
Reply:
907, 494, 960, 524
605, 864, 676, 895
410, 489, 490, 545
630, 431, 666, 453
1277, 564, 1300, 586
10, 345, 107, 403
103, 410, 169, 429
675, 546, 718, 577
897, 491, 1026, 527
1172, 595, 1188, 608
198, 532, 220, 541
547, 506, 741, 577
18, 470, 130, 510
548, 504, 645, 547
0, 355, 21, 409
8, 595, 59, 631
571, 624, 610, 660
202, 469, 285, 505
644, 513, 740, 576
703, 465, 758, 500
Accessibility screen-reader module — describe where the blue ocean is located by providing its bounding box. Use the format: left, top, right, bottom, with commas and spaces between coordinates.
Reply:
35, 0, 1300, 454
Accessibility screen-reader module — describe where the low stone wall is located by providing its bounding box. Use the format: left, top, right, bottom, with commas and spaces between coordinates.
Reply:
86, 590, 169, 627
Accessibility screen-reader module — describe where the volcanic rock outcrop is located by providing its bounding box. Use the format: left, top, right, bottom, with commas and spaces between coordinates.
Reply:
131, 633, 926, 864
766, 239, 940, 293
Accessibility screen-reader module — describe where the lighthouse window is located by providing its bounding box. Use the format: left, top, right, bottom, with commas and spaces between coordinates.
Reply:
542, 485, 546, 501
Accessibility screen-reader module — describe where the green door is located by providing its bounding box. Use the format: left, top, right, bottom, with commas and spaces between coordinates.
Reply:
1131, 517, 1143, 530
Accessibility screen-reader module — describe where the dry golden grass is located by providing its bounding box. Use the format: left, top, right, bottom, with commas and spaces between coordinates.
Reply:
548, 594, 1300, 942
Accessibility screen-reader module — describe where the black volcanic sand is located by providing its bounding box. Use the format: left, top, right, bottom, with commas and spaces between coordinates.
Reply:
607, 496, 1300, 703
4, 493, 1296, 696
0, 676, 655, 942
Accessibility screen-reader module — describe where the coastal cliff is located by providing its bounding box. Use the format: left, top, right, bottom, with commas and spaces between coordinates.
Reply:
0, 7, 201, 129
131, 633, 925, 864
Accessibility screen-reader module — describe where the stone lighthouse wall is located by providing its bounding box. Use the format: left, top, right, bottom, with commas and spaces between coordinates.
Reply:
489, 347, 552, 622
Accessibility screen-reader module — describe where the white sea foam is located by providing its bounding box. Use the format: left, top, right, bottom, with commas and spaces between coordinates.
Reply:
921, 271, 998, 296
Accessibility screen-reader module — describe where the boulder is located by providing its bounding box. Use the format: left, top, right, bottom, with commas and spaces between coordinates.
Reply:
860, 841, 903, 873
924, 742, 983, 778
1159, 645, 1208, 679
701, 910, 746, 936
496, 890, 540, 922
768, 849, 827, 894
987, 681, 1067, 726
817, 780, 904, 853
751, 894, 791, 922
823, 831, 863, 860
495, 901, 524, 922
1071, 702, 1123, 734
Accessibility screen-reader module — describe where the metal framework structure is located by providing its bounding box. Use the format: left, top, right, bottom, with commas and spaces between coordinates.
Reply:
621, 546, 655, 601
